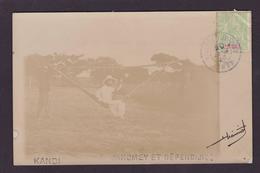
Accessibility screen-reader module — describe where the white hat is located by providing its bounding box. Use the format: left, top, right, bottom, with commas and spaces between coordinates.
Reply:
103, 75, 117, 85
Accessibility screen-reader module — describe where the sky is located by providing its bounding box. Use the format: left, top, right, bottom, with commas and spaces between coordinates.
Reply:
13, 12, 216, 65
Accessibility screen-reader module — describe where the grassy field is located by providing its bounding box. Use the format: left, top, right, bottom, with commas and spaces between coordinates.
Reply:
25, 86, 219, 158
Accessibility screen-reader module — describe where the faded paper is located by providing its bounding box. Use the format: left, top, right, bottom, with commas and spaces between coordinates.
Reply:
13, 11, 252, 165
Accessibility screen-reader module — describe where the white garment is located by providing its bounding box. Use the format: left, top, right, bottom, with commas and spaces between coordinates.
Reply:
108, 100, 126, 118
96, 85, 126, 118
96, 85, 115, 103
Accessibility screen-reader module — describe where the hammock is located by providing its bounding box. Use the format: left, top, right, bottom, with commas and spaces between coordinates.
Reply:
49, 59, 181, 109
49, 65, 109, 108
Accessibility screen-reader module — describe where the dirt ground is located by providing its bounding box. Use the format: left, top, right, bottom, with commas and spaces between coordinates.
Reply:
25, 86, 219, 158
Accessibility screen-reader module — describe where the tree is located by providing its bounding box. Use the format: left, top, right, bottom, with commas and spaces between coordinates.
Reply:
150, 53, 179, 65
95, 56, 118, 65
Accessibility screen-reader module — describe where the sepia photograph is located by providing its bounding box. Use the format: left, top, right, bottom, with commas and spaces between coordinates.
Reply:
13, 11, 252, 165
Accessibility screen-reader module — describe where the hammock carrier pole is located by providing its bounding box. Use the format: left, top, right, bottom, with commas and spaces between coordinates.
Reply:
49, 65, 109, 108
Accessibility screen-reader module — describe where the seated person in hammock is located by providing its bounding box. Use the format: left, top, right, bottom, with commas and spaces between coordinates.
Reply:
96, 75, 126, 119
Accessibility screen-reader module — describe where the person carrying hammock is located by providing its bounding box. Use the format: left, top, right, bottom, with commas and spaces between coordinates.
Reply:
96, 75, 126, 119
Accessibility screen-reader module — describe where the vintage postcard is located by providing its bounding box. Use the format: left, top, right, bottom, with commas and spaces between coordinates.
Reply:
13, 11, 252, 165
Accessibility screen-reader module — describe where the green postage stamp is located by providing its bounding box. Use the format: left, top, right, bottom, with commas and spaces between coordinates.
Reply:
217, 11, 251, 51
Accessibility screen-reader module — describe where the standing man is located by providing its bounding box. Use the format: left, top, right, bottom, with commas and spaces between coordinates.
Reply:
96, 75, 126, 119
36, 63, 52, 119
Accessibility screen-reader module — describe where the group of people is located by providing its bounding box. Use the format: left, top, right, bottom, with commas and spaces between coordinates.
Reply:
96, 75, 126, 119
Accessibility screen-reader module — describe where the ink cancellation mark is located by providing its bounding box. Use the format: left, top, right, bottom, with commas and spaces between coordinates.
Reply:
201, 32, 241, 73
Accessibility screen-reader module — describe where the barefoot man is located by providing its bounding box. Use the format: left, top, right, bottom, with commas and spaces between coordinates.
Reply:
96, 75, 126, 119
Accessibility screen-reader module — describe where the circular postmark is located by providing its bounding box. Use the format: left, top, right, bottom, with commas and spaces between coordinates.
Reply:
201, 32, 241, 73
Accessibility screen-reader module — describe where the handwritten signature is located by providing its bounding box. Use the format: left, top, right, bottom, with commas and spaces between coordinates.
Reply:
206, 120, 246, 149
